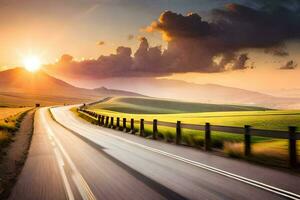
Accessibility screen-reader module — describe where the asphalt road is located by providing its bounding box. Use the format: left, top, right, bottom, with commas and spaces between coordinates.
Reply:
9, 106, 300, 200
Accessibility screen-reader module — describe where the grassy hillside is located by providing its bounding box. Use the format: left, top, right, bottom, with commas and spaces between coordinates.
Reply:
87, 97, 300, 131
88, 109, 300, 131
89, 97, 268, 114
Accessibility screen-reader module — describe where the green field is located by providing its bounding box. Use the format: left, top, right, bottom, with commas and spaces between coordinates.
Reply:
84, 97, 300, 167
88, 97, 299, 130
89, 97, 268, 114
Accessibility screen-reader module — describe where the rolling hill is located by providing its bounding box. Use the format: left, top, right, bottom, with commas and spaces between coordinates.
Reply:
0, 68, 142, 106
92, 78, 300, 109
89, 96, 268, 114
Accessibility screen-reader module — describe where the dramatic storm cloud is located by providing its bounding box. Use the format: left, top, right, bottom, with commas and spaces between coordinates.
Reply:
46, 0, 300, 79
148, 1, 300, 72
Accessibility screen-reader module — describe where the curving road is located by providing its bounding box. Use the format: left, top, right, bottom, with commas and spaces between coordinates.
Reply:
9, 106, 300, 200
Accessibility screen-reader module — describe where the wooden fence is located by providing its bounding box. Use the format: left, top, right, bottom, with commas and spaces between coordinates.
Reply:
78, 108, 300, 168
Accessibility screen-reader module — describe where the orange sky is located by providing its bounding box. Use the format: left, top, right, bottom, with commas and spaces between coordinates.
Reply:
165, 68, 300, 93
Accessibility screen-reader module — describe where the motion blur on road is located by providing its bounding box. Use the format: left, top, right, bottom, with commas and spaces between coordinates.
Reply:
9, 106, 300, 200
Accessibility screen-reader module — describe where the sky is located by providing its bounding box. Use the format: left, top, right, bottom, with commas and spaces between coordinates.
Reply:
0, 0, 223, 66
0, 0, 300, 94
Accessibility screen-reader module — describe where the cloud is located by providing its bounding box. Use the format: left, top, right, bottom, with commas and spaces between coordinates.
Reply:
97, 41, 105, 46
46, 1, 300, 79
59, 54, 73, 63
146, 1, 300, 72
264, 45, 289, 57
132, 37, 163, 74
46, 37, 165, 79
232, 54, 249, 70
280, 60, 297, 70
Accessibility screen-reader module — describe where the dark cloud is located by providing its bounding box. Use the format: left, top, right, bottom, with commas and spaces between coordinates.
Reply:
97, 41, 105, 46
232, 54, 249, 70
46, 1, 300, 79
280, 60, 298, 70
46, 38, 164, 79
264, 46, 289, 57
146, 1, 300, 72
132, 37, 163, 74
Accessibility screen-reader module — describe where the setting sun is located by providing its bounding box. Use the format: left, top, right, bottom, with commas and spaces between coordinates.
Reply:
23, 55, 41, 72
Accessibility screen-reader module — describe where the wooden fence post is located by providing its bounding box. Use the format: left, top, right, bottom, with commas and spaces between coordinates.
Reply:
123, 118, 127, 132
244, 125, 251, 156
176, 121, 181, 145
205, 123, 211, 151
101, 116, 105, 126
105, 116, 109, 127
289, 126, 297, 168
153, 119, 158, 140
98, 115, 101, 125
140, 119, 145, 137
130, 119, 135, 134
116, 117, 120, 129
110, 117, 114, 128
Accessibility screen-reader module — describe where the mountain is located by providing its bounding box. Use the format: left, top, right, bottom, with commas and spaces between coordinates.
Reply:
0, 68, 142, 106
266, 88, 300, 98
93, 87, 145, 97
90, 78, 300, 109
2, 67, 299, 109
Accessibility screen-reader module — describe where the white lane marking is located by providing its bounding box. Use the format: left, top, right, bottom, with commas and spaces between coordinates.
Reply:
53, 107, 300, 200
41, 109, 96, 200
99, 130, 300, 200
53, 148, 75, 200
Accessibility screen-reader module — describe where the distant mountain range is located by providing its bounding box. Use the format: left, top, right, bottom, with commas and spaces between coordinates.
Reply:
91, 78, 300, 109
1, 67, 300, 109
266, 88, 300, 98
0, 68, 142, 106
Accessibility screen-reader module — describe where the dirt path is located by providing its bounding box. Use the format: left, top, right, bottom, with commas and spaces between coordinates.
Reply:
0, 109, 35, 199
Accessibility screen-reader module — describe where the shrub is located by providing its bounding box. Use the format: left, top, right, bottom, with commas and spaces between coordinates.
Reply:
164, 132, 175, 143
223, 142, 244, 158
211, 139, 224, 149
158, 132, 164, 140
191, 135, 204, 147
0, 131, 11, 148
182, 134, 194, 146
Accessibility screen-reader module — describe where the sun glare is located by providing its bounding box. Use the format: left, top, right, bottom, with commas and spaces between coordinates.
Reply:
23, 55, 41, 72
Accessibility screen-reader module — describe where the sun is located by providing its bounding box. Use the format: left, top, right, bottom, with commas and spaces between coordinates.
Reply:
23, 55, 41, 72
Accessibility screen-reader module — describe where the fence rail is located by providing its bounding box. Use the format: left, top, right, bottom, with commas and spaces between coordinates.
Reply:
78, 108, 299, 168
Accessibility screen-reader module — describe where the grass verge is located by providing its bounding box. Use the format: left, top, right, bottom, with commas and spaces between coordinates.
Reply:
0, 108, 32, 161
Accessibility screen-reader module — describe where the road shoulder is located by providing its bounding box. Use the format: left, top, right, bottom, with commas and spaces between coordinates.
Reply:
0, 109, 35, 199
